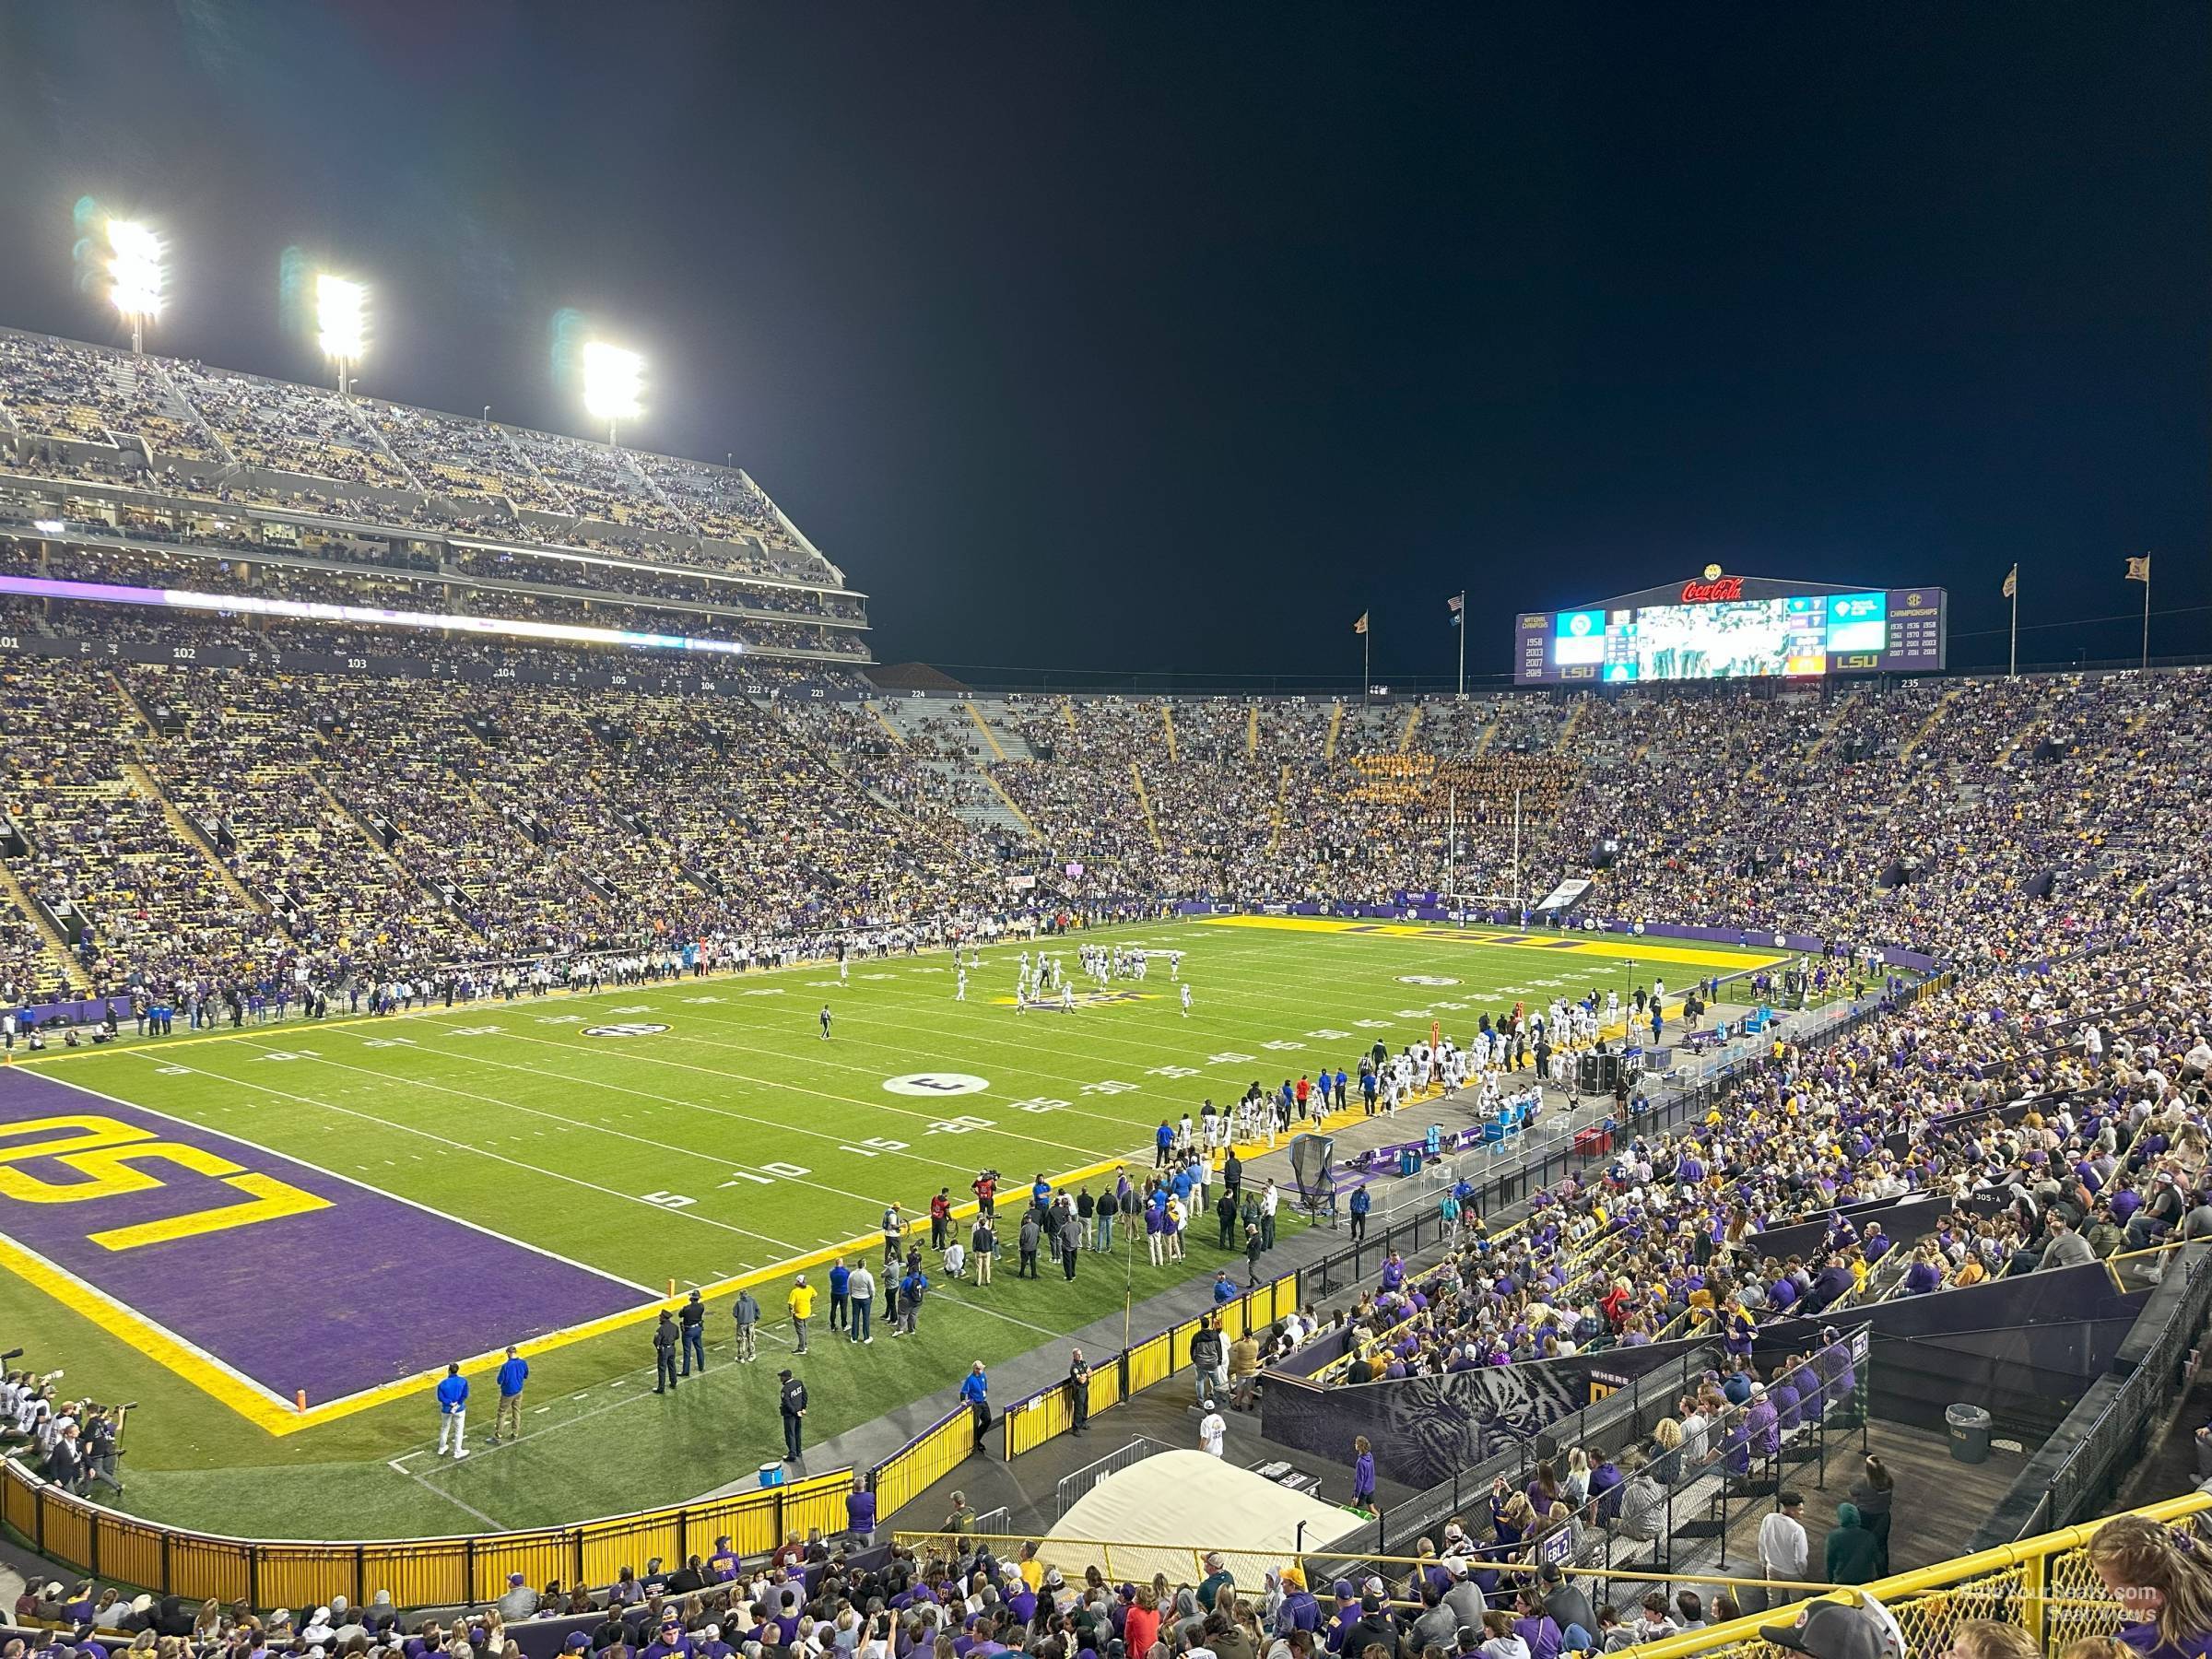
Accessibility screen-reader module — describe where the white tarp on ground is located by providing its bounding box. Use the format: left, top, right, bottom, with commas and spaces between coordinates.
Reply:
1042, 1449, 1359, 1583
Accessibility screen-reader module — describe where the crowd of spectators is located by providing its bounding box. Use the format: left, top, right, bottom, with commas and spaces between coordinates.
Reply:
0, 327, 840, 588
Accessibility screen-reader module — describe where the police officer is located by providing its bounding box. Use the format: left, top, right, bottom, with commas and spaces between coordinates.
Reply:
779, 1368, 808, 1462
653, 1310, 679, 1394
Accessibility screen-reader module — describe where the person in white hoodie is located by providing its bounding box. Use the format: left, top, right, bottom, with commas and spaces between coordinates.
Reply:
1477, 1612, 1529, 1659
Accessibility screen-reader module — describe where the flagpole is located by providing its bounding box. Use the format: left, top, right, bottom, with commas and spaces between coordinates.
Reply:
1456, 594, 1466, 699
1363, 627, 1371, 704
2009, 579, 2018, 678
2142, 565, 2151, 670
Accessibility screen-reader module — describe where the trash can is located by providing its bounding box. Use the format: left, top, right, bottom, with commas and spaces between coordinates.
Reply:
759, 1460, 786, 1488
1947, 1403, 1992, 1464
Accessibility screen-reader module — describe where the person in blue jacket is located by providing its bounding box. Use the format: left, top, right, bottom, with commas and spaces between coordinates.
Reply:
435, 1361, 470, 1459
1349, 1182, 1371, 1242
959, 1360, 992, 1450
488, 1346, 528, 1445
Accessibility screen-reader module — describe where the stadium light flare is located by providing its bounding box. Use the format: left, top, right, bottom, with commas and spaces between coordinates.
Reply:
316, 274, 368, 395
106, 219, 164, 352
581, 341, 643, 446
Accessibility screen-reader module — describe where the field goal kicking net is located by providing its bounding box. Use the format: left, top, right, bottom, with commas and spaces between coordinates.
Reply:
1288, 1132, 1337, 1221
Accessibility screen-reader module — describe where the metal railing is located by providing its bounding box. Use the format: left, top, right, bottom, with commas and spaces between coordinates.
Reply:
1056, 1438, 1177, 1519
1966, 1241, 2212, 1551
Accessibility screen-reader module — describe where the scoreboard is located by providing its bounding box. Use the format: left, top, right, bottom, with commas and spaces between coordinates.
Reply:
1512, 574, 1947, 686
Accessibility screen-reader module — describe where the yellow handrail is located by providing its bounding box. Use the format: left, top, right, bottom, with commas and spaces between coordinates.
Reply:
1618, 1489, 2212, 1659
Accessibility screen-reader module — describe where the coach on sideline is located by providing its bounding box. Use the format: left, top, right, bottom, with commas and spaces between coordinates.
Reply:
488, 1347, 528, 1444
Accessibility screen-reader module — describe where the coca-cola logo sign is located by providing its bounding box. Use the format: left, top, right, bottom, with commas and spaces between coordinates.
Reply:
1680, 574, 1745, 603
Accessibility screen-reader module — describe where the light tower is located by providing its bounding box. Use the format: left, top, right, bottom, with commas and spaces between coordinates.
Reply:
582, 341, 643, 447
106, 219, 164, 354
316, 274, 367, 397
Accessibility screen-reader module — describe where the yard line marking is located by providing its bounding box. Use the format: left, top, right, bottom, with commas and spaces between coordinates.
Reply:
396, 1459, 502, 1531
438, 1020, 1112, 1167
347, 1032, 933, 1211
933, 1289, 1062, 1338
107, 1049, 780, 1256
236, 1036, 909, 1225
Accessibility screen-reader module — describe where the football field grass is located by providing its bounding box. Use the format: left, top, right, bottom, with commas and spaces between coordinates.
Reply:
0, 917, 1782, 1541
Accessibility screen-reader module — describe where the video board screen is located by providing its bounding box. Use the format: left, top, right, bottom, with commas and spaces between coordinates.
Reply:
1514, 582, 1946, 685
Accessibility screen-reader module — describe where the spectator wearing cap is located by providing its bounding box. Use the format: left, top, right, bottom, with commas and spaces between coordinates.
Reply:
1340, 1595, 1399, 1659
497, 1573, 538, 1621
707, 1533, 740, 1582
1757, 1599, 1898, 1659
1324, 1582, 1360, 1653
1537, 1564, 1594, 1643
1747, 1382, 1782, 1462
1197, 1554, 1234, 1612
1277, 1571, 1321, 1635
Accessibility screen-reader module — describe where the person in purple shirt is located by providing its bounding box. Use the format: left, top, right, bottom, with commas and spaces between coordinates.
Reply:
1819, 1328, 1859, 1420
1585, 1451, 1623, 1521
1790, 1353, 1824, 1419
1771, 1371, 1803, 1432
1512, 1593, 1564, 1659
1324, 1584, 1361, 1653
1380, 1253, 1406, 1292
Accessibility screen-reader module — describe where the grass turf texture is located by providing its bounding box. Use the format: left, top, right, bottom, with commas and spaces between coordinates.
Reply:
0, 919, 1784, 1541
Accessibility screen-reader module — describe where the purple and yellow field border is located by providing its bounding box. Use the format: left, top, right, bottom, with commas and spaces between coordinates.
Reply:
0, 1065, 653, 1434
1197, 912, 1790, 971
0, 1065, 1134, 1436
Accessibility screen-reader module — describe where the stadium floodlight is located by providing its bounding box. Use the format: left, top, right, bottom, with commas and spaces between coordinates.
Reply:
581, 341, 643, 446
106, 219, 164, 353
316, 274, 367, 396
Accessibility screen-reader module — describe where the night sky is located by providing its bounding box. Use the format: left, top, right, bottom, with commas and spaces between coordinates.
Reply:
0, 4, 2204, 687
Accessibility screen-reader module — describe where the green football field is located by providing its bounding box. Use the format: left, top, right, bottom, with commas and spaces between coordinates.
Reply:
0, 917, 1783, 1542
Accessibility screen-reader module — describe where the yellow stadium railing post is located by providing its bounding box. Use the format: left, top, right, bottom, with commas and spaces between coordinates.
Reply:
2023, 1538, 2048, 1652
